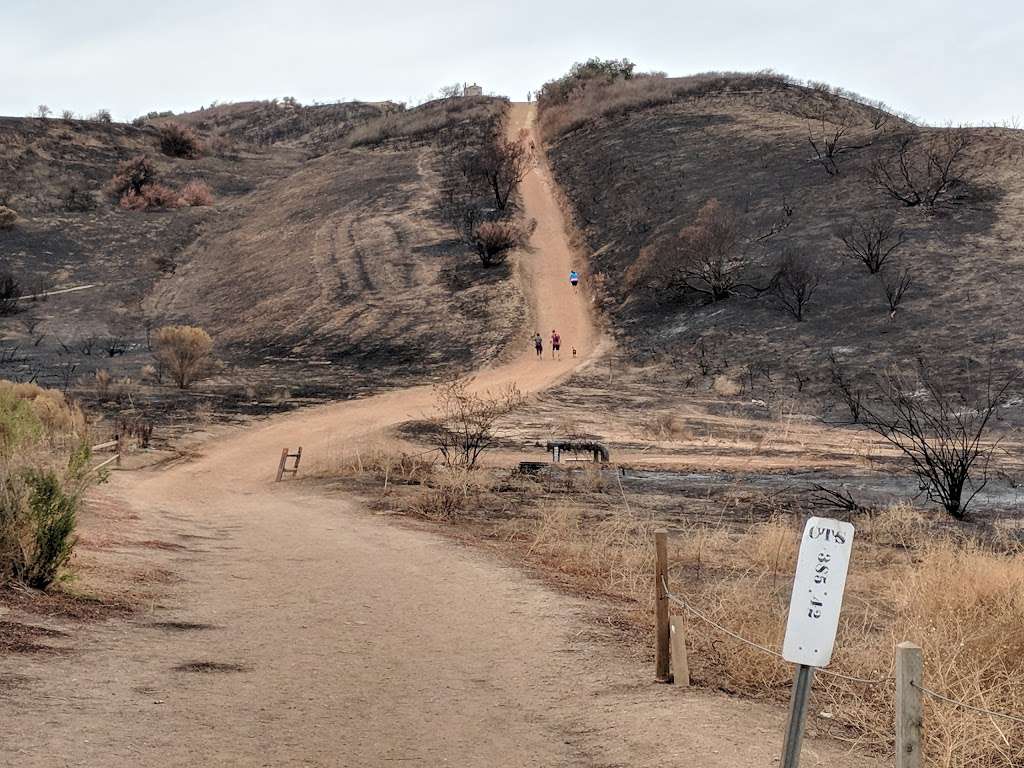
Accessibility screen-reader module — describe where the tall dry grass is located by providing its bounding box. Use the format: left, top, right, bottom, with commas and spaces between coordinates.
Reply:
313, 437, 1023, 764
498, 500, 1024, 765
536, 70, 909, 143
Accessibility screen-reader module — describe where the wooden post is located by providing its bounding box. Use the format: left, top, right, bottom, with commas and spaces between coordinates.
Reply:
896, 642, 923, 768
115, 433, 122, 467
655, 529, 671, 682
670, 614, 690, 686
292, 446, 302, 472
780, 664, 815, 768
275, 448, 289, 482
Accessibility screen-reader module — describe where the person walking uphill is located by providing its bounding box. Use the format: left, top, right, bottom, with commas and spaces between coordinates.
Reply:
534, 332, 544, 358
569, 270, 579, 291
550, 329, 561, 360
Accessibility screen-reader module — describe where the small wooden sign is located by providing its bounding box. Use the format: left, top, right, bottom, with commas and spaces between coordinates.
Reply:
782, 517, 855, 668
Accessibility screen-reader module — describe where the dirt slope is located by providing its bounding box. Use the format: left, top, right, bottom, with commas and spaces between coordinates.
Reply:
0, 105, 873, 767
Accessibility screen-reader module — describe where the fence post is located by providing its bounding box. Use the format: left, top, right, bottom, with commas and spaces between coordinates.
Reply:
896, 642, 923, 768
115, 433, 123, 467
670, 614, 690, 686
655, 529, 671, 683
275, 448, 289, 482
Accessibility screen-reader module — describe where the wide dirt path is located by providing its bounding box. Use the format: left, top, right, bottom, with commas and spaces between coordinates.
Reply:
0, 105, 875, 767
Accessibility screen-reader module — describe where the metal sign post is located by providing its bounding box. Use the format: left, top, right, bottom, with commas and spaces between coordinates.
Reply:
778, 517, 856, 768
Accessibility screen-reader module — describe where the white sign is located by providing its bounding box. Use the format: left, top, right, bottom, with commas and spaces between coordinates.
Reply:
782, 517, 855, 667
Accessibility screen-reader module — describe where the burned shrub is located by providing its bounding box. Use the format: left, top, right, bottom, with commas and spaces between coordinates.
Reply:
0, 206, 17, 231
106, 156, 157, 201
158, 124, 200, 158
471, 220, 525, 267
837, 215, 904, 274
770, 250, 820, 321
869, 129, 972, 208
0, 274, 22, 316
119, 183, 180, 211
179, 181, 213, 207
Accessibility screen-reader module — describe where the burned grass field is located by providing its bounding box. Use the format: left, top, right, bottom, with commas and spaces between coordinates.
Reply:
542, 73, 1024, 406
0, 97, 525, 433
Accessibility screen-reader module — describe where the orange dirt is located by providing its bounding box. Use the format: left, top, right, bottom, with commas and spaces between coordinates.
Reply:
0, 105, 878, 767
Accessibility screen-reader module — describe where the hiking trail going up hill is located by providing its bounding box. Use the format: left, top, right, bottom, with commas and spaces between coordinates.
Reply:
0, 105, 875, 768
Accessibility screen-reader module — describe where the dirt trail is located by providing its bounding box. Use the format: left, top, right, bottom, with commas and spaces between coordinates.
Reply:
0, 105, 876, 767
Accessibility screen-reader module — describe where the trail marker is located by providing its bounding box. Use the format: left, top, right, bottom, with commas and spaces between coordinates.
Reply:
779, 516, 856, 768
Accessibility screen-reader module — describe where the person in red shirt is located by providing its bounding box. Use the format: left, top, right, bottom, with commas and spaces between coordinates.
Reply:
550, 329, 561, 360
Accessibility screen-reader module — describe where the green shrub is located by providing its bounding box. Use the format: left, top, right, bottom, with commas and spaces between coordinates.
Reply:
0, 381, 89, 590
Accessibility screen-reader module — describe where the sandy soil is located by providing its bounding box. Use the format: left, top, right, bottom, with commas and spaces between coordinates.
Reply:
0, 105, 878, 767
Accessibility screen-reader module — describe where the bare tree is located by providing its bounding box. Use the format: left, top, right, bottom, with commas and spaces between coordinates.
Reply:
61, 110, 75, 122
36, 105, 51, 119
628, 199, 751, 302
828, 352, 864, 423
831, 358, 1019, 519
439, 83, 463, 99
431, 378, 525, 468
806, 111, 862, 176
881, 268, 913, 317
869, 129, 972, 207
837, 215, 905, 274
469, 131, 533, 210
770, 250, 821, 321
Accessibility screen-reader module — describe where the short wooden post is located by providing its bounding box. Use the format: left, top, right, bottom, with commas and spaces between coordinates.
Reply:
896, 642, 923, 768
655, 529, 671, 682
670, 614, 690, 686
275, 448, 289, 482
292, 446, 302, 472
115, 433, 123, 467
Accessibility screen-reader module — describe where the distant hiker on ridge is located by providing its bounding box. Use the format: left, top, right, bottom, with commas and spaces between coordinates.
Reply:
534, 332, 544, 358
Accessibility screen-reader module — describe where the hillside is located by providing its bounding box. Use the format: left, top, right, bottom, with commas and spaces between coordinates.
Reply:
541, 72, 1024, 404
151, 98, 397, 151
0, 96, 523, 415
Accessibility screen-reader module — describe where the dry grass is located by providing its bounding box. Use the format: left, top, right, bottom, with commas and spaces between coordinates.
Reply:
309, 440, 436, 487
537, 70, 901, 142
311, 424, 1023, 765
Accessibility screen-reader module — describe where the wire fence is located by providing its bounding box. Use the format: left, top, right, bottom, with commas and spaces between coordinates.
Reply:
661, 569, 1024, 733
911, 682, 1024, 726
660, 576, 894, 686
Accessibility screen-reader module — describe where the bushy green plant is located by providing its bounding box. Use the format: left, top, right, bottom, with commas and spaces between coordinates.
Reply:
0, 381, 89, 590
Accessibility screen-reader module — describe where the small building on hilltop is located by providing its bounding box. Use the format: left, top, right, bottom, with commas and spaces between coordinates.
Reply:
463, 83, 483, 97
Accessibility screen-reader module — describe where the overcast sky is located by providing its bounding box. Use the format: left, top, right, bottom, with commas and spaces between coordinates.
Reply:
3, 0, 1021, 125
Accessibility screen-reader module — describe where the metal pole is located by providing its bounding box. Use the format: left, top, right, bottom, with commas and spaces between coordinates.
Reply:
780, 664, 815, 768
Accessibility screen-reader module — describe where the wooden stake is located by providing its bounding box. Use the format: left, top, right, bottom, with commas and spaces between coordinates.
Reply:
275, 448, 289, 482
670, 614, 690, 686
655, 529, 671, 682
115, 433, 123, 467
896, 642, 923, 768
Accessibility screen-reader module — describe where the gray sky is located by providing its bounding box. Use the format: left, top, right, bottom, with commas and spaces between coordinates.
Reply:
3, 0, 1021, 125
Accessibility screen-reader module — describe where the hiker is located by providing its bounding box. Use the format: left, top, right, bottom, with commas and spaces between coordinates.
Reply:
572, 347, 577, 358
569, 270, 579, 290
533, 331, 543, 358
526, 90, 532, 102
550, 329, 561, 360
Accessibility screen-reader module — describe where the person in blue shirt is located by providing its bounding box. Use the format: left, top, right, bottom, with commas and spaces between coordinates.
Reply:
569, 270, 579, 291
